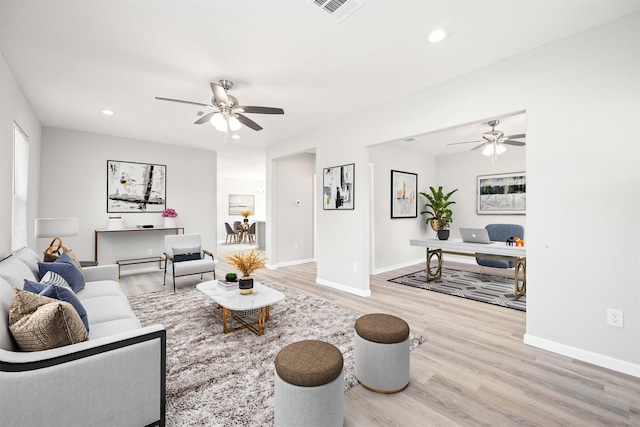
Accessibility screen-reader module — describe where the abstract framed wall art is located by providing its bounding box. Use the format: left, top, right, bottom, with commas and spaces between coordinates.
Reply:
391, 170, 417, 218
323, 163, 354, 210
477, 172, 526, 214
107, 160, 166, 213
228, 194, 255, 215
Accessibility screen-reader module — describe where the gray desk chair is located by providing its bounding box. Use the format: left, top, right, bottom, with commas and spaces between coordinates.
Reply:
476, 224, 524, 277
164, 234, 216, 292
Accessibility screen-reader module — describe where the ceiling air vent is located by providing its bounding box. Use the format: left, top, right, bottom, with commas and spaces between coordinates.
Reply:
311, 0, 364, 22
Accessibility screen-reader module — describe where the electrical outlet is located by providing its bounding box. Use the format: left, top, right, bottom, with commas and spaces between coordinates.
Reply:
607, 308, 624, 328
293, 243, 298, 250
147, 249, 153, 256
352, 262, 357, 272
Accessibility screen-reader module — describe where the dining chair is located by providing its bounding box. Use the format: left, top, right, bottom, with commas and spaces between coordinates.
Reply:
225, 223, 239, 244
247, 222, 256, 244
234, 221, 245, 243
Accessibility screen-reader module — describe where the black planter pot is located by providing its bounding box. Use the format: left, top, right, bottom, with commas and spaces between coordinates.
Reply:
239, 277, 254, 294
437, 229, 450, 240
243, 218, 249, 223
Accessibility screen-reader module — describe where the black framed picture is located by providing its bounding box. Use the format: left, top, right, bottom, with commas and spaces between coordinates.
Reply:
391, 170, 417, 218
107, 160, 166, 213
323, 163, 354, 210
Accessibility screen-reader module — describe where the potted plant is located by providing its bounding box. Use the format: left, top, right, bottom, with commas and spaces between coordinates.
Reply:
225, 272, 237, 282
419, 186, 458, 240
240, 210, 252, 223
226, 249, 267, 294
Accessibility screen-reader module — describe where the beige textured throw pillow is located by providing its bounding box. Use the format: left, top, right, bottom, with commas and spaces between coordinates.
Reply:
8, 288, 88, 351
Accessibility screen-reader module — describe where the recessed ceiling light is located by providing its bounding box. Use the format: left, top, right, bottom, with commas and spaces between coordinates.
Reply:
100, 109, 115, 116
427, 28, 450, 43
231, 135, 240, 140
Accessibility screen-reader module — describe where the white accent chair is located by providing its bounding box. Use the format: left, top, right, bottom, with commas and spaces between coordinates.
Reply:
164, 234, 216, 292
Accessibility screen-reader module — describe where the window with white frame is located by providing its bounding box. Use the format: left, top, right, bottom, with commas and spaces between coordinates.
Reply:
12, 123, 29, 253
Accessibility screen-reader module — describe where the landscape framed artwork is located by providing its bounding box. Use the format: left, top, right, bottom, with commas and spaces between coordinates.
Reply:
477, 172, 526, 214
391, 170, 417, 218
229, 194, 255, 215
107, 160, 166, 213
323, 163, 354, 210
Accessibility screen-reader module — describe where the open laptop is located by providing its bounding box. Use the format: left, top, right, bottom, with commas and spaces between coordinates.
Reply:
459, 228, 491, 244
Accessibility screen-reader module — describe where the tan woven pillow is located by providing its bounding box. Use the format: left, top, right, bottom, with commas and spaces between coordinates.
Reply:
8, 288, 88, 351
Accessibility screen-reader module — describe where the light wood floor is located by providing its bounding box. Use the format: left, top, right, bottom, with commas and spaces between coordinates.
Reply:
120, 244, 640, 426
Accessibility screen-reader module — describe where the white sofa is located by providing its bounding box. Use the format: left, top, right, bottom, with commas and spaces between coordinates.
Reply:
0, 247, 166, 427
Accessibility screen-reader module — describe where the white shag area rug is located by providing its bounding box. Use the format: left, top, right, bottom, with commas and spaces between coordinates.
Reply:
128, 278, 425, 426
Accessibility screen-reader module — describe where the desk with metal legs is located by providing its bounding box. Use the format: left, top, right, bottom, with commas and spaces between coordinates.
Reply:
410, 238, 527, 300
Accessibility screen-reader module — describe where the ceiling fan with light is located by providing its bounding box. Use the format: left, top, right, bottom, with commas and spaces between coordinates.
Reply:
448, 120, 525, 159
155, 79, 284, 133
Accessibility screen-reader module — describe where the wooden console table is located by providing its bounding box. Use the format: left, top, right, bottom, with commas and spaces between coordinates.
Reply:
94, 227, 185, 263
410, 238, 526, 300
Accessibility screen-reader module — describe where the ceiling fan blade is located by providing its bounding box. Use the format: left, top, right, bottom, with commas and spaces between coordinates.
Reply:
502, 139, 526, 146
194, 112, 216, 125
470, 143, 486, 151
448, 139, 483, 146
210, 82, 230, 106
239, 106, 285, 115
236, 114, 263, 131
155, 97, 213, 108
506, 133, 526, 140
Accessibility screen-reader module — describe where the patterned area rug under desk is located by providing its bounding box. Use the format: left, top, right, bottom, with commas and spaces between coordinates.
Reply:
389, 268, 526, 312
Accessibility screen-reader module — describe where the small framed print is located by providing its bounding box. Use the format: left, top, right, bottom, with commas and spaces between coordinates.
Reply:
323, 163, 354, 210
391, 170, 417, 218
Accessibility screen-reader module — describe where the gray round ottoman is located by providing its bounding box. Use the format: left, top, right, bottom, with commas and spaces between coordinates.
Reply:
355, 313, 410, 393
274, 340, 344, 427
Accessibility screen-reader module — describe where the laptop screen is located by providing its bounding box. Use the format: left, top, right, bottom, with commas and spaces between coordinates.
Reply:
459, 228, 491, 244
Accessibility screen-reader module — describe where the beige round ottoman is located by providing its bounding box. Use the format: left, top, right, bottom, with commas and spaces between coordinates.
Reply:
274, 340, 344, 427
355, 313, 410, 393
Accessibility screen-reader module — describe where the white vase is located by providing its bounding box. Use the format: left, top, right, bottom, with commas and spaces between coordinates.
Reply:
164, 217, 176, 228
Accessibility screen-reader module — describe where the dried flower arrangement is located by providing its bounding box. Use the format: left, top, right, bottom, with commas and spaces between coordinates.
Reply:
227, 249, 267, 278
240, 210, 253, 219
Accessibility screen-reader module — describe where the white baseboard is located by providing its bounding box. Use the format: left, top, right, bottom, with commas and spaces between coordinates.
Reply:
119, 266, 163, 277
315, 278, 371, 297
371, 254, 479, 275
371, 258, 424, 275
266, 258, 315, 269
524, 333, 640, 378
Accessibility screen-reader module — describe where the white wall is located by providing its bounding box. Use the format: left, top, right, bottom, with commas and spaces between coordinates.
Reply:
267, 14, 640, 375
217, 175, 265, 243
38, 127, 217, 267
273, 153, 315, 265
0, 51, 42, 258
368, 143, 436, 273
368, 140, 526, 273
437, 143, 527, 238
